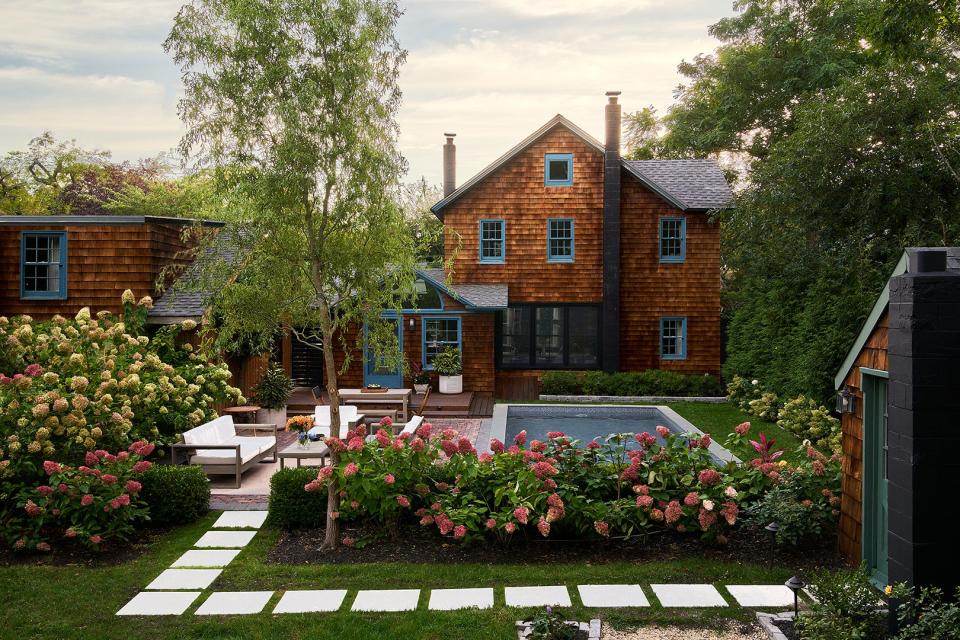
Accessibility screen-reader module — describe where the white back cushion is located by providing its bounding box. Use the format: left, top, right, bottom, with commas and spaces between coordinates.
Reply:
209, 415, 236, 442
400, 415, 424, 436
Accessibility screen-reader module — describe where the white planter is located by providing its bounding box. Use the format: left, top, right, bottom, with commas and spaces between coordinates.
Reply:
438, 375, 462, 394
414, 383, 430, 395
257, 407, 287, 430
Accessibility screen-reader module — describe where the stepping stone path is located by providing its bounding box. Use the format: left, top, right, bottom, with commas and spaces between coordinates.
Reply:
428, 588, 495, 611
116, 591, 201, 616
273, 589, 348, 614
195, 591, 274, 615
504, 585, 571, 608
726, 585, 795, 608
352, 589, 421, 612
146, 569, 222, 590
212, 511, 269, 529
578, 584, 649, 608
171, 549, 241, 568
194, 530, 257, 548
651, 584, 728, 608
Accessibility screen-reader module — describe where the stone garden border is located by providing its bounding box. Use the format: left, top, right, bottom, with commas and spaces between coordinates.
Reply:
539, 395, 728, 404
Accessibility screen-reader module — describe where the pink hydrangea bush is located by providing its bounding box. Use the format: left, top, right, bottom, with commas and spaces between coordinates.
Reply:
3, 441, 154, 551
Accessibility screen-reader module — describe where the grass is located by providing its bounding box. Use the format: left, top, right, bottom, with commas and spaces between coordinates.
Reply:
0, 511, 803, 640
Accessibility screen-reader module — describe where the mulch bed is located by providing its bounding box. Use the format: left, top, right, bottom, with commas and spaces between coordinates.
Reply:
0, 526, 176, 568
268, 523, 844, 571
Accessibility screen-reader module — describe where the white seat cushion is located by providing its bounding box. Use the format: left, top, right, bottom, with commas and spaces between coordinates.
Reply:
191, 441, 263, 466
314, 405, 359, 428
400, 415, 424, 435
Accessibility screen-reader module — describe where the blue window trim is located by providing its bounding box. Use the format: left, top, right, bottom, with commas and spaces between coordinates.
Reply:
421, 316, 462, 370
547, 218, 575, 263
659, 217, 686, 263
659, 316, 687, 360
478, 219, 506, 264
544, 153, 574, 187
20, 231, 68, 300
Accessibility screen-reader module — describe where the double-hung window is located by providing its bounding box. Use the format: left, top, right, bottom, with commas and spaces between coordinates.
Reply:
547, 218, 574, 262
479, 219, 505, 264
21, 232, 67, 299
544, 153, 573, 186
659, 217, 686, 263
660, 317, 687, 360
423, 317, 461, 369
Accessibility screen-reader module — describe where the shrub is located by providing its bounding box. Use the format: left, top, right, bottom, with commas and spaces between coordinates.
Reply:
799, 565, 886, 640
891, 583, 960, 640
727, 375, 763, 411
777, 395, 841, 453
747, 391, 781, 421
269, 467, 328, 528
1, 441, 155, 551
543, 369, 722, 397
432, 347, 462, 376
251, 366, 293, 410
540, 371, 583, 395
0, 295, 245, 481
527, 606, 580, 640
139, 464, 210, 526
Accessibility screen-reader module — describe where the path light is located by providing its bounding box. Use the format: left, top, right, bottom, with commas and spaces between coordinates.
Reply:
836, 386, 857, 415
765, 522, 780, 569
785, 576, 804, 617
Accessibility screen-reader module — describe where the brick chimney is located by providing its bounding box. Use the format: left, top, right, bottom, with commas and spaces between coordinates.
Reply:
602, 91, 622, 372
443, 133, 456, 197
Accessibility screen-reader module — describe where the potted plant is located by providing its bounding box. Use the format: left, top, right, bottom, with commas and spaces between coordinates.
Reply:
252, 366, 294, 429
411, 360, 430, 395
433, 346, 463, 394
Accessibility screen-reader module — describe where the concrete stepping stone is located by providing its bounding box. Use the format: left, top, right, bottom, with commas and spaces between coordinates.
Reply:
726, 585, 795, 607
146, 569, 222, 590
651, 584, 728, 607
194, 530, 257, 548
195, 591, 274, 615
171, 549, 240, 568
577, 584, 649, 607
212, 511, 268, 529
428, 588, 494, 610
116, 591, 201, 616
504, 586, 571, 608
273, 589, 348, 613
351, 589, 420, 612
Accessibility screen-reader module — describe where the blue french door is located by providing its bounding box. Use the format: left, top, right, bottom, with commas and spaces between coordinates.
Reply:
363, 318, 403, 388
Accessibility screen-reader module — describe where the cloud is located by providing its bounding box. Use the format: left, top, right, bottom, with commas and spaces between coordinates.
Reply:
486, 0, 652, 17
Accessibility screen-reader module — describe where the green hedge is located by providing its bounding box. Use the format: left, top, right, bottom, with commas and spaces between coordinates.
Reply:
140, 464, 210, 526
541, 369, 722, 397
268, 468, 328, 529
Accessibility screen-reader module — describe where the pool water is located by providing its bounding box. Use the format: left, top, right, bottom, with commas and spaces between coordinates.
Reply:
504, 414, 669, 450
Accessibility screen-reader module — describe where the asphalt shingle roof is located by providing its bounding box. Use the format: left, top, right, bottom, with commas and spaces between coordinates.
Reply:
622, 159, 733, 211
148, 233, 240, 321
418, 268, 508, 309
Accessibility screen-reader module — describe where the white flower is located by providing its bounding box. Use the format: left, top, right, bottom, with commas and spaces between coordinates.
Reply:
751, 379, 759, 385
703, 499, 715, 512
724, 486, 737, 499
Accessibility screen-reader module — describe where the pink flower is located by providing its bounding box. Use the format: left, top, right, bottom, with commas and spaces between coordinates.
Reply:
379, 416, 393, 427
541, 478, 557, 490
812, 460, 826, 476
724, 486, 737, 498
485, 518, 497, 530
64, 528, 77, 538
683, 491, 700, 507
478, 453, 493, 463
435, 482, 449, 491
304, 480, 322, 492
655, 425, 671, 439
330, 511, 340, 520
636, 495, 654, 509
57, 483, 68, 494
38, 485, 53, 496
36, 542, 51, 552
441, 440, 459, 457
504, 522, 516, 534
117, 451, 129, 461
537, 517, 551, 537
530, 440, 546, 453
375, 430, 391, 448
80, 494, 94, 506
392, 438, 405, 451
25, 501, 41, 517
110, 498, 121, 510
546, 506, 564, 522
101, 474, 118, 485
396, 495, 410, 507
546, 431, 566, 439
632, 484, 650, 495
547, 493, 564, 508
507, 445, 520, 455
342, 536, 355, 547
347, 437, 364, 451
531, 461, 558, 479
24, 363, 43, 377
85, 451, 99, 466
489, 438, 505, 453
89, 535, 102, 545
132, 461, 152, 473
698, 469, 722, 486
436, 514, 454, 535
416, 423, 433, 439
325, 437, 346, 453
317, 466, 334, 480
665, 500, 682, 524
350, 500, 360, 509
700, 434, 712, 449
343, 462, 359, 478
43, 461, 61, 476
457, 437, 476, 455
635, 432, 656, 448
125, 480, 142, 493
513, 430, 527, 446
587, 441, 600, 450
734, 422, 751, 436
440, 428, 458, 440
383, 474, 395, 485
698, 508, 718, 531
453, 525, 467, 540
410, 437, 425, 452
420, 515, 434, 526
513, 506, 529, 525
594, 521, 610, 537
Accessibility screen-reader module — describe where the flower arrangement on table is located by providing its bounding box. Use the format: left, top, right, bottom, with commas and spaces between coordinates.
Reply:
285, 415, 315, 446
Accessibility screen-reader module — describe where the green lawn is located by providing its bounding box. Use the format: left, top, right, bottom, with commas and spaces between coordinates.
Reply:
0, 511, 805, 640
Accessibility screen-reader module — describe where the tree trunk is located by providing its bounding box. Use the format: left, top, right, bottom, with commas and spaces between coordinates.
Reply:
319, 302, 342, 550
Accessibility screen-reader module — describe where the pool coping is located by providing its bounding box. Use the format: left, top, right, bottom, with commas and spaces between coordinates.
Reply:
487, 403, 740, 464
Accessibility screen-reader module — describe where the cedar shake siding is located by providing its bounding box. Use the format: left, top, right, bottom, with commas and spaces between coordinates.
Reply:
442, 125, 604, 303
619, 170, 721, 376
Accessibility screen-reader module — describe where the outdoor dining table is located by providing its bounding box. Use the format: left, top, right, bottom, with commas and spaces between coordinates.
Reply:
337, 388, 413, 421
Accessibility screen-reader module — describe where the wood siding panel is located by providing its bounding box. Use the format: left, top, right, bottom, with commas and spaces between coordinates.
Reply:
838, 311, 888, 565
619, 172, 721, 376
441, 125, 604, 303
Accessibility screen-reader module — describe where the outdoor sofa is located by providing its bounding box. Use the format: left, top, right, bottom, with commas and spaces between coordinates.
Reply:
172, 415, 278, 488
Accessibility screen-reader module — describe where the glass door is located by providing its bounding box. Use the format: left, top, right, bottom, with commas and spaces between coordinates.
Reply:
862, 372, 889, 587
364, 318, 403, 388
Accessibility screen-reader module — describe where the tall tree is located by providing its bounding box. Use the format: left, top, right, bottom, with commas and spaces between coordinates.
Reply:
662, 0, 960, 401
165, 0, 413, 549
400, 177, 444, 265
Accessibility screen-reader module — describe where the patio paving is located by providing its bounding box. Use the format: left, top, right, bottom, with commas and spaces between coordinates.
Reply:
351, 589, 421, 612
171, 549, 241, 568
194, 591, 274, 615
212, 510, 268, 528
427, 587, 495, 611
145, 569, 222, 590
116, 591, 201, 616
194, 530, 257, 548
651, 584, 728, 608
273, 589, 349, 614
577, 584, 649, 607
726, 585, 795, 607
504, 585, 571, 608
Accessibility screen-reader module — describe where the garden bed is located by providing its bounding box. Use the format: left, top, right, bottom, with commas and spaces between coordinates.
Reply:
267, 523, 843, 571
0, 525, 174, 568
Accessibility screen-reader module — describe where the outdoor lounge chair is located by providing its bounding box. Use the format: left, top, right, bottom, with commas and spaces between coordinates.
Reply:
171, 415, 278, 488
366, 415, 424, 443
312, 405, 364, 433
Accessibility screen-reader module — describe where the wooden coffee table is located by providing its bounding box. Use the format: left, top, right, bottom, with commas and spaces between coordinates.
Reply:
278, 439, 330, 469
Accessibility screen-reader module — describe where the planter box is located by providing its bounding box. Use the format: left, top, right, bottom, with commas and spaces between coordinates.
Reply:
257, 407, 287, 431
439, 375, 462, 394
516, 619, 600, 640
539, 394, 728, 404
414, 383, 430, 395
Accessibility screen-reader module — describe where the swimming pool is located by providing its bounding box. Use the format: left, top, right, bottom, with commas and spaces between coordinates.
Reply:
488, 404, 739, 463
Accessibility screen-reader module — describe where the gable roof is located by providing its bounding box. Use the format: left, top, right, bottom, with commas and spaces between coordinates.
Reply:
833, 247, 960, 389
417, 268, 508, 310
622, 159, 733, 211
148, 231, 240, 323
431, 114, 603, 219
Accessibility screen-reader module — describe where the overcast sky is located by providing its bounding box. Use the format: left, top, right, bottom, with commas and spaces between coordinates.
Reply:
0, 0, 736, 187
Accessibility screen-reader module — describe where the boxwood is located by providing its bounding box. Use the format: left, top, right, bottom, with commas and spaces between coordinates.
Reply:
541, 369, 722, 397
140, 464, 210, 525
268, 467, 328, 529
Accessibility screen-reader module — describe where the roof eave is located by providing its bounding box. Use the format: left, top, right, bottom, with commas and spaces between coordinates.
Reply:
620, 161, 691, 211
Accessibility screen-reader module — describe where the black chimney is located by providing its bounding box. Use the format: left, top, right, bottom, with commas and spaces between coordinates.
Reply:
602, 91, 622, 372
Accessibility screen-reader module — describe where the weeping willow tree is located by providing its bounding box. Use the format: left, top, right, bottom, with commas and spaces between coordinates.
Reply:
165, 0, 414, 549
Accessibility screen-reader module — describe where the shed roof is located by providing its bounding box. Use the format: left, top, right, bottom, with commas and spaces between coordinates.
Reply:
417, 268, 508, 310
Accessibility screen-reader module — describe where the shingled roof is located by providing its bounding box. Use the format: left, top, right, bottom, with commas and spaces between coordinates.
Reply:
147, 232, 240, 323
417, 268, 508, 309
622, 159, 733, 211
